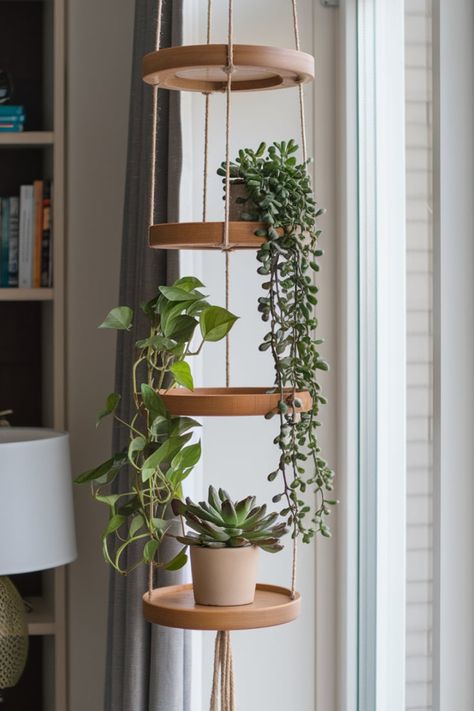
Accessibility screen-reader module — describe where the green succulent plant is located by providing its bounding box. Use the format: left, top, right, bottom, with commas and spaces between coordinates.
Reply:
171, 486, 288, 553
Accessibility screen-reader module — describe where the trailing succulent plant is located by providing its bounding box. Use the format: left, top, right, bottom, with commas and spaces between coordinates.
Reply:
171, 486, 288, 553
75, 276, 238, 574
218, 140, 336, 544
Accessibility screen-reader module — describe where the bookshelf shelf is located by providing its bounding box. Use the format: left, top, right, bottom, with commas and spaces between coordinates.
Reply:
0, 288, 54, 301
26, 596, 56, 636
0, 131, 54, 146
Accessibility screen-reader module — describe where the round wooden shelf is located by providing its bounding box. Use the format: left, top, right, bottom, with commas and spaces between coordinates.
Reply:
149, 221, 266, 250
159, 387, 313, 417
143, 583, 301, 631
143, 44, 314, 93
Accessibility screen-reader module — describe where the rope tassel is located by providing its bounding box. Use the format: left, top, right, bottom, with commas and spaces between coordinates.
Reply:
210, 631, 235, 711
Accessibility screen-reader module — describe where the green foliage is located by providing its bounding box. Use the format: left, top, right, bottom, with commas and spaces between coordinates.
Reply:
220, 140, 336, 543
172, 486, 288, 553
75, 276, 238, 574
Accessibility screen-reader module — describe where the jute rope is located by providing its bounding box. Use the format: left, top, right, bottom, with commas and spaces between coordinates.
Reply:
291, 0, 307, 163
289, 0, 309, 599
202, 0, 212, 221
222, 0, 234, 388
149, 0, 164, 228
148, 0, 164, 598
210, 631, 235, 711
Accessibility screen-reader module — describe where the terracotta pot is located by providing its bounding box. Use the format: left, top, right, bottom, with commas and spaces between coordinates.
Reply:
190, 546, 259, 606
228, 181, 257, 222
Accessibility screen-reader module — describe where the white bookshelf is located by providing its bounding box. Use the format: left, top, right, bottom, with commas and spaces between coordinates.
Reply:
0, 0, 67, 708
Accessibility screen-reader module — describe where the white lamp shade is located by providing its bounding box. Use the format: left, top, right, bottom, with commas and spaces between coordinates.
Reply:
0, 428, 77, 575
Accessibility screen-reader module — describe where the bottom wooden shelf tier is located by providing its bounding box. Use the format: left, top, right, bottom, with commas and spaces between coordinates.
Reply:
143, 583, 301, 631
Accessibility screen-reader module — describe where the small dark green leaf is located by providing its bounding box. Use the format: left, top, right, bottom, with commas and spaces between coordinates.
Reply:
96, 392, 121, 428
159, 286, 205, 302
143, 539, 159, 563
164, 548, 188, 571
104, 514, 126, 537
141, 384, 167, 418
98, 307, 133, 331
173, 276, 205, 292
74, 450, 127, 484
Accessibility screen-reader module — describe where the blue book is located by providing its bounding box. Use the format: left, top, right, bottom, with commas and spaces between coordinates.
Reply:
0, 114, 25, 123
0, 105, 25, 116
0, 122, 24, 133
8, 197, 19, 287
1, 199, 9, 287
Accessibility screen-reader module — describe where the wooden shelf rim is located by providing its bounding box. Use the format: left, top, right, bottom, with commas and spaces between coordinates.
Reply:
159, 387, 313, 417
149, 221, 266, 250
143, 44, 314, 93
143, 583, 301, 631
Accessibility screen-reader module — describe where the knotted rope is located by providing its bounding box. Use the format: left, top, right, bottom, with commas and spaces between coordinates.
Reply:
210, 631, 235, 711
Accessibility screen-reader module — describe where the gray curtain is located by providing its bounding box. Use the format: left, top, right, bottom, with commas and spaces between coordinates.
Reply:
104, 2, 191, 710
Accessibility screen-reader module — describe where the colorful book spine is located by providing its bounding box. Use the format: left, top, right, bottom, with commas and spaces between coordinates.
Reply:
33, 180, 43, 288
0, 106, 26, 132
1, 199, 10, 287
18, 186, 34, 288
8, 197, 19, 287
0, 115, 25, 124
41, 182, 52, 288
0, 105, 25, 116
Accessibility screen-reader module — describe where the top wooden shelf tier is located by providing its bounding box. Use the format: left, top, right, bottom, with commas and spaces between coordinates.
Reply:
143, 44, 314, 93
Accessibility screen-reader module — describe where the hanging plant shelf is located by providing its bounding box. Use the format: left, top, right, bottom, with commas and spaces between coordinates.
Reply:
149, 221, 265, 250
142, 44, 314, 93
159, 387, 313, 417
143, 583, 301, 631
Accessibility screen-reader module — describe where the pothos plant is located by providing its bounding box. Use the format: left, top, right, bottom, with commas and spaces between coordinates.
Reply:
218, 140, 336, 544
75, 276, 238, 574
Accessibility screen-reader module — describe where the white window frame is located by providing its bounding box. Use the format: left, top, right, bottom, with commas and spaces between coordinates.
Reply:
338, 1, 407, 709
432, 2, 474, 709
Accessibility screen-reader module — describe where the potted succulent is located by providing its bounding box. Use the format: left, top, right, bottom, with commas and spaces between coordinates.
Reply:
172, 486, 287, 606
75, 276, 238, 575
219, 140, 336, 545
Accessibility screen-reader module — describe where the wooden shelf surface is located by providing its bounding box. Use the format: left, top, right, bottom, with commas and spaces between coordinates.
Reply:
143, 583, 301, 631
150, 221, 266, 250
0, 288, 54, 301
26, 596, 56, 636
0, 131, 54, 146
160, 387, 313, 417
143, 44, 314, 93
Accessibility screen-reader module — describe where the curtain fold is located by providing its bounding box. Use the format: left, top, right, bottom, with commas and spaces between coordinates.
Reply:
104, 2, 189, 709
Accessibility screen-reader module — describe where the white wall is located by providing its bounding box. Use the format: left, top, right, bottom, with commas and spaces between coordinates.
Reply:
66, 1, 134, 709
181, 2, 338, 710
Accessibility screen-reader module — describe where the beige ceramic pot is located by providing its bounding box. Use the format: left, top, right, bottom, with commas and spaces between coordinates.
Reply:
190, 545, 259, 606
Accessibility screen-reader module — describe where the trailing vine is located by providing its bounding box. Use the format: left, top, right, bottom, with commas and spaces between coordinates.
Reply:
219, 140, 336, 543
75, 276, 238, 573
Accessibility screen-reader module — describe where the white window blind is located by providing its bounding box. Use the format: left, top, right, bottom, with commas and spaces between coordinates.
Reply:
405, 1, 433, 709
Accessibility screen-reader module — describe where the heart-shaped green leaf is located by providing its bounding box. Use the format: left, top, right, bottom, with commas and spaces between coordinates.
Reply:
200, 306, 238, 342
98, 306, 133, 330
170, 361, 194, 390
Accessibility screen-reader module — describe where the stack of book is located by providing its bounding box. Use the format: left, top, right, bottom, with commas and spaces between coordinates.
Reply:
0, 105, 26, 132
0, 180, 53, 288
